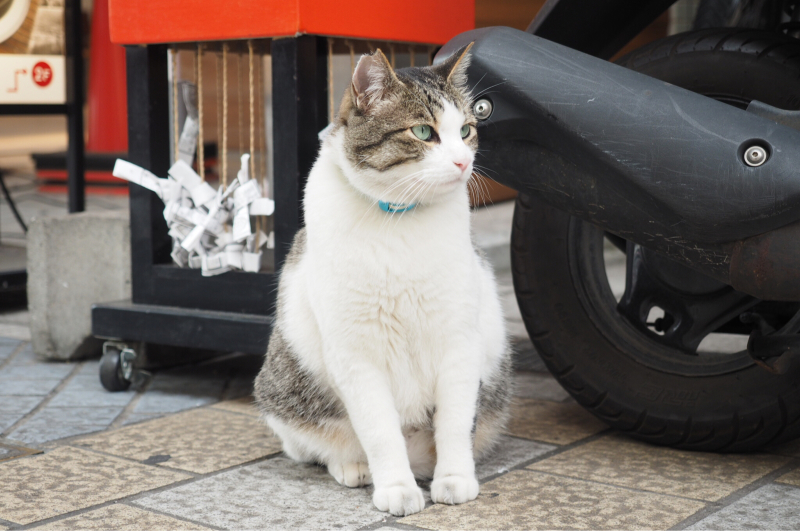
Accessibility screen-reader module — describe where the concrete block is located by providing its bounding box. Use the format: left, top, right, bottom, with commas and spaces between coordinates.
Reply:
27, 210, 130, 360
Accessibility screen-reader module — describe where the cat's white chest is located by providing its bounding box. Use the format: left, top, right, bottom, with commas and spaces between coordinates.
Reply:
321, 235, 479, 420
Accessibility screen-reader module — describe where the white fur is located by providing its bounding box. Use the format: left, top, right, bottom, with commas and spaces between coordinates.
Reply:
267, 100, 507, 516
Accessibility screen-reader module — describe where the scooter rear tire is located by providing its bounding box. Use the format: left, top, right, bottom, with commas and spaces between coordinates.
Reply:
512, 28, 800, 451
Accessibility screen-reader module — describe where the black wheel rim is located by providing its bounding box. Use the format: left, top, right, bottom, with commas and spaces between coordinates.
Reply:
567, 215, 757, 376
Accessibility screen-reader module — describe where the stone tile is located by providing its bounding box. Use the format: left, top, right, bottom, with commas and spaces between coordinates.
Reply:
47, 389, 135, 408
210, 396, 260, 417
0, 447, 191, 525
777, 467, 800, 487
134, 456, 385, 530
73, 407, 281, 474
687, 484, 800, 530
0, 309, 29, 326
0, 363, 73, 380
0, 395, 41, 431
0, 441, 39, 462
0, 323, 30, 341
128, 374, 226, 416
513, 371, 571, 402
33, 504, 212, 530
506, 397, 608, 445
0, 395, 42, 415
0, 378, 63, 396
529, 434, 789, 501
46, 364, 135, 408
6, 343, 38, 365
475, 435, 556, 480
8, 407, 122, 445
120, 412, 164, 426
0, 336, 22, 348
0, 338, 21, 361
400, 470, 704, 530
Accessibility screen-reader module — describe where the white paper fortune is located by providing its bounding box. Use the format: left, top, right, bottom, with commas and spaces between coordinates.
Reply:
114, 156, 274, 275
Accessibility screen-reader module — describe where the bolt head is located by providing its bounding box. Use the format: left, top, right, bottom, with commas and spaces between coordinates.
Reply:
744, 146, 767, 167
473, 99, 493, 120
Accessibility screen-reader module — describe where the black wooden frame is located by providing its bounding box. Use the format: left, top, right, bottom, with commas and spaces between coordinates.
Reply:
92, 36, 328, 354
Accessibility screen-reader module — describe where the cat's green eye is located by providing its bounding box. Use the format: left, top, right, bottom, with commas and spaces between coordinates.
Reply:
460, 124, 471, 138
411, 124, 432, 141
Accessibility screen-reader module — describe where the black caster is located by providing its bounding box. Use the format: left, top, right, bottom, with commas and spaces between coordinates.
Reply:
99, 342, 138, 392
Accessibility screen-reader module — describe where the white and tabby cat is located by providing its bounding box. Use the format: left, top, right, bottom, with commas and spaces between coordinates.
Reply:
254, 44, 512, 517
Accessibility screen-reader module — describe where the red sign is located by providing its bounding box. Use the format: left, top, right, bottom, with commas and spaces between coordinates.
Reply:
32, 62, 53, 87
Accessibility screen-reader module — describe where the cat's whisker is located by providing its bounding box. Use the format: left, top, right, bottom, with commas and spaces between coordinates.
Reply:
394, 178, 434, 227
474, 81, 507, 98
466, 73, 488, 100
472, 162, 498, 177
353, 171, 427, 231
380, 179, 418, 231
389, 178, 427, 228
476, 173, 495, 208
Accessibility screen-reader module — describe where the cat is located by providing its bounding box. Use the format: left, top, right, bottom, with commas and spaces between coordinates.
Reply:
254, 44, 512, 517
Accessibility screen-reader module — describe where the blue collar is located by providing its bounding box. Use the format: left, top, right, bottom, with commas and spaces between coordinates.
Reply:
378, 200, 417, 213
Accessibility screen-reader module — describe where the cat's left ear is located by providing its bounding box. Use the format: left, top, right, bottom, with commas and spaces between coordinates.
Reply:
351, 49, 400, 112
437, 42, 474, 88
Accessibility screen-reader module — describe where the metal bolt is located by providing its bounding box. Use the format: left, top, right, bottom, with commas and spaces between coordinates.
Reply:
744, 145, 767, 167
473, 99, 493, 120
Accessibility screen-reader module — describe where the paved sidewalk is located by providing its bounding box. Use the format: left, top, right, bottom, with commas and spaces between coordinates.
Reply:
0, 201, 799, 530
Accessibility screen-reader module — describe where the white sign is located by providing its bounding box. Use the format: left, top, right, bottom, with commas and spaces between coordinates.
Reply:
0, 54, 65, 104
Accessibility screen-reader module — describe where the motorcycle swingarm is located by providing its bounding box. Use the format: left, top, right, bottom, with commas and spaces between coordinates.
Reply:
439, 27, 800, 301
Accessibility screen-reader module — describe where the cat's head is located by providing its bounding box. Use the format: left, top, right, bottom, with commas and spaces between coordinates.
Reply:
334, 44, 476, 207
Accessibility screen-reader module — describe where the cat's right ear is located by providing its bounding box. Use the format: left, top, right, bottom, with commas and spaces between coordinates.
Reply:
351, 50, 398, 112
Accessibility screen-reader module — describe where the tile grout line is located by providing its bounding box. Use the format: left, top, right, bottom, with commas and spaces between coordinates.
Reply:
12, 451, 291, 530
0, 361, 85, 439
11, 476, 208, 531
58, 444, 201, 478
0, 341, 28, 372
14, 500, 225, 531
670, 457, 800, 530
50, 399, 257, 450
521, 468, 713, 504
33, 399, 252, 451
120, 502, 227, 531
352, 432, 615, 531
477, 429, 611, 485
106, 376, 154, 430
358, 518, 431, 530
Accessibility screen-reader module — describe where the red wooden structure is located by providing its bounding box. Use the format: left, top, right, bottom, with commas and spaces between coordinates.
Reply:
109, 0, 473, 45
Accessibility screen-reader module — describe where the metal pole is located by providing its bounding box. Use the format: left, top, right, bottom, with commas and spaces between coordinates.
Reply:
65, 0, 85, 213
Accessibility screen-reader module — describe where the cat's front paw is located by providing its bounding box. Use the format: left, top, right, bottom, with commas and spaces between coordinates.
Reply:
431, 475, 479, 505
373, 483, 426, 516
327, 462, 372, 488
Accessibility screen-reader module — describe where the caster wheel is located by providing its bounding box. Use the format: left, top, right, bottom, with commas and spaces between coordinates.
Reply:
99, 345, 136, 392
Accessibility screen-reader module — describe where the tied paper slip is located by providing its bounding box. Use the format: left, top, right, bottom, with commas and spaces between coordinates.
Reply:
177, 82, 200, 164
233, 179, 261, 211
112, 160, 166, 198
169, 160, 217, 207
232, 205, 252, 242
114, 158, 275, 275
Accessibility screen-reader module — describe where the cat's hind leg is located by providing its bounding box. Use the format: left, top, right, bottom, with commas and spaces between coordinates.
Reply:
255, 328, 371, 488
266, 415, 372, 488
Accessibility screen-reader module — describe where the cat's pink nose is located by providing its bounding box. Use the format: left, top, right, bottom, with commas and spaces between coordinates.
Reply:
454, 160, 470, 172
